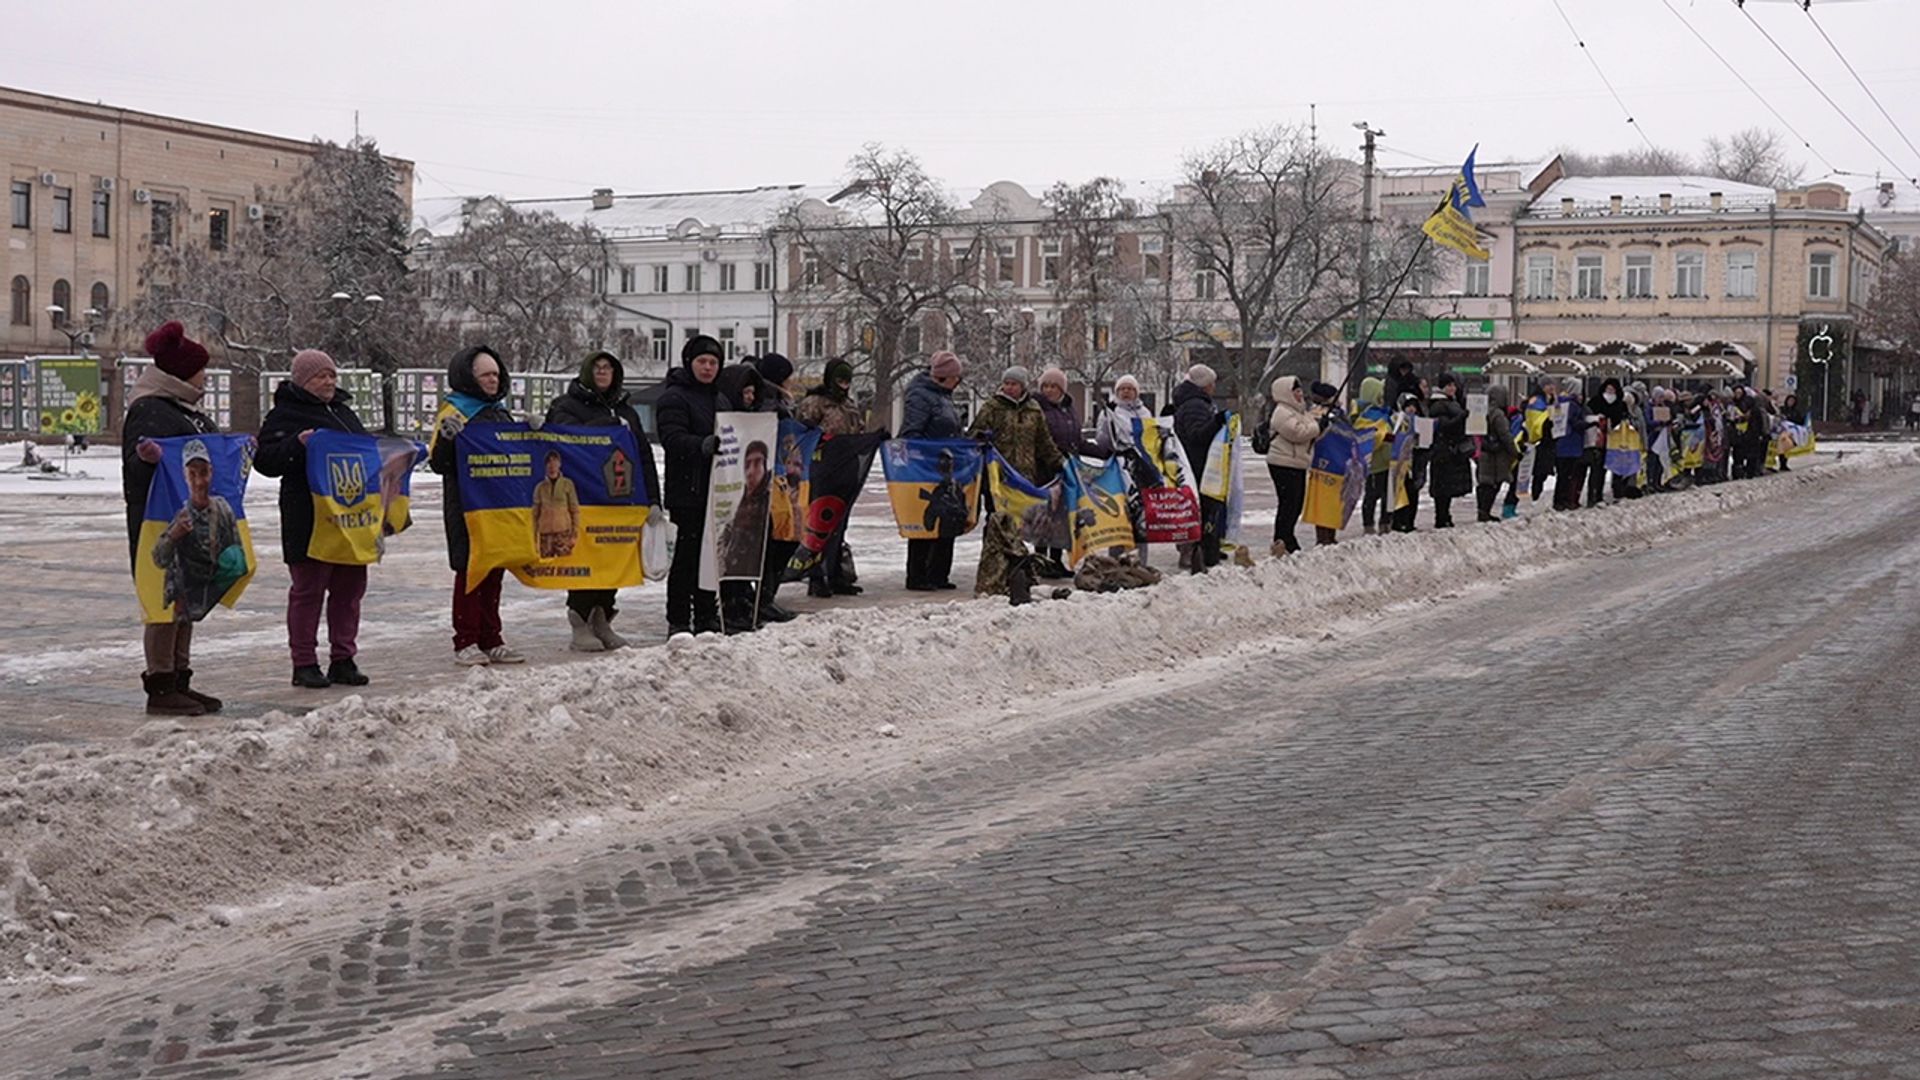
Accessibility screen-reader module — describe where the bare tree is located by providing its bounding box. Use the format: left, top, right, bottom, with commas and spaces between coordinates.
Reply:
1554, 144, 1696, 177
1864, 252, 1920, 375
1039, 177, 1163, 393
774, 145, 998, 423
1165, 124, 1433, 405
422, 205, 612, 374
1702, 127, 1806, 188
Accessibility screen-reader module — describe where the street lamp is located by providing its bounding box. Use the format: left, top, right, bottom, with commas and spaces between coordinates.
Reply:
46, 304, 102, 354
329, 292, 390, 431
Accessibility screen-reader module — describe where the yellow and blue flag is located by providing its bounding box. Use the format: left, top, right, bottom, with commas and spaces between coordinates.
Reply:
1606, 422, 1646, 480
1065, 458, 1134, 565
1422, 146, 1489, 260
786, 431, 888, 579
882, 438, 984, 540
1776, 418, 1817, 458
1302, 421, 1378, 531
986, 450, 1070, 550
305, 430, 425, 565
136, 434, 256, 625
455, 422, 651, 590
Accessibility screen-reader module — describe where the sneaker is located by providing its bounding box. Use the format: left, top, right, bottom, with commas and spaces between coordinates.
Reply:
667, 623, 694, 640
327, 658, 371, 687
485, 645, 526, 665
291, 664, 332, 689
454, 645, 490, 666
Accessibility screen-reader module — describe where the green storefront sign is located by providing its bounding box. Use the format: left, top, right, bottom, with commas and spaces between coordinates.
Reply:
35, 357, 105, 435
1340, 318, 1495, 343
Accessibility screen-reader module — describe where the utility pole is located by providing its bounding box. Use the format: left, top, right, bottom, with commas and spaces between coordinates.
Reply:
1351, 123, 1385, 393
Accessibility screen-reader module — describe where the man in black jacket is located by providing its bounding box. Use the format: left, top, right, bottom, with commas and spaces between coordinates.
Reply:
1166, 364, 1225, 570
544, 350, 663, 650
655, 335, 725, 636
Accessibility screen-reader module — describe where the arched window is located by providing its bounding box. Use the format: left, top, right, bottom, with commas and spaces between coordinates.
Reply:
50, 279, 71, 327
91, 282, 110, 316
8, 276, 27, 326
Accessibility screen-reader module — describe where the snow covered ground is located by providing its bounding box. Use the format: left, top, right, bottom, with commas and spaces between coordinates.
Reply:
1, 442, 1913, 990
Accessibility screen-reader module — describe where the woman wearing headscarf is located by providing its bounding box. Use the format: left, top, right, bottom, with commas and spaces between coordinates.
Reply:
1263, 375, 1325, 556
428, 345, 524, 665
254, 348, 374, 687
1585, 377, 1630, 506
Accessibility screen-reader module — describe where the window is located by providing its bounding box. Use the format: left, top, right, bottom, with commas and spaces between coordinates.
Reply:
1852, 256, 1877, 303
651, 264, 670, 292
751, 325, 770, 355
753, 261, 772, 290
8, 276, 27, 326
950, 242, 972, 273
90, 281, 110, 315
50, 280, 70, 326
650, 327, 669, 364
619, 265, 636, 293
1574, 254, 1604, 299
10, 181, 28, 229
684, 263, 702, 292
1808, 251, 1835, 298
1674, 251, 1704, 298
1091, 320, 1111, 353
52, 187, 71, 233
1464, 260, 1490, 297
802, 252, 821, 287
1624, 253, 1654, 299
901, 324, 921, 357
1725, 251, 1757, 298
1041, 239, 1061, 285
208, 207, 230, 252
718, 326, 737, 359
589, 265, 609, 294
150, 199, 174, 248
718, 263, 737, 292
803, 327, 826, 358
997, 241, 1017, 284
1525, 254, 1555, 299
1141, 237, 1163, 283
1194, 270, 1218, 300
91, 190, 110, 237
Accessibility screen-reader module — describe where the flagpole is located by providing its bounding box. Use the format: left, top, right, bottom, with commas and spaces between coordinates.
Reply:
1335, 230, 1432, 403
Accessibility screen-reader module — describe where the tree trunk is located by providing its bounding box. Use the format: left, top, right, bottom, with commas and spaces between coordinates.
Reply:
870, 315, 904, 434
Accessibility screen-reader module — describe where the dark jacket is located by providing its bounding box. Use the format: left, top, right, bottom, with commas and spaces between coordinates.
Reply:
1477, 387, 1520, 488
1037, 393, 1092, 458
427, 346, 515, 574
1426, 391, 1474, 499
544, 352, 663, 509
713, 364, 765, 413
253, 381, 369, 564
1168, 380, 1224, 480
1553, 393, 1591, 460
121, 367, 221, 575
654, 366, 720, 516
899, 372, 962, 439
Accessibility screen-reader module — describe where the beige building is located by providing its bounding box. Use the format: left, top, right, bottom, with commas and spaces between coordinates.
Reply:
3, 85, 413, 360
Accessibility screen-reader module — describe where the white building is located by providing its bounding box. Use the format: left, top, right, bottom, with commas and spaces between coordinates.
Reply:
412, 185, 836, 379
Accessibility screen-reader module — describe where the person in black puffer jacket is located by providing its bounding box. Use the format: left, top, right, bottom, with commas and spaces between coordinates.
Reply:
899, 350, 967, 591
1585, 377, 1629, 507
427, 345, 523, 666
544, 349, 663, 652
655, 334, 725, 636
122, 321, 223, 717
1425, 373, 1473, 529
1166, 364, 1226, 570
254, 349, 372, 689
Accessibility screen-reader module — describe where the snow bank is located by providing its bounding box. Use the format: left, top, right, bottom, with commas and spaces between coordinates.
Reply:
2, 448, 1915, 981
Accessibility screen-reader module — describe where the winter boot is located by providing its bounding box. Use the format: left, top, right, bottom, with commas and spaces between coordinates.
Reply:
143, 672, 205, 717
291, 664, 332, 689
1501, 502, 1519, 520
590, 608, 630, 649
567, 609, 607, 652
1232, 545, 1256, 568
176, 668, 222, 713
1270, 542, 1291, 559
693, 607, 724, 635
722, 598, 759, 635
327, 658, 370, 686
758, 599, 798, 623
1007, 555, 1036, 606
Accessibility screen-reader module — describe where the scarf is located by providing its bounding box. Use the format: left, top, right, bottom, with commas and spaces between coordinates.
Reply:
445, 391, 496, 419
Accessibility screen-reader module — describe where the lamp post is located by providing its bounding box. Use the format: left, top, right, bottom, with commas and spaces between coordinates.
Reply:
329, 292, 389, 431
44, 304, 103, 459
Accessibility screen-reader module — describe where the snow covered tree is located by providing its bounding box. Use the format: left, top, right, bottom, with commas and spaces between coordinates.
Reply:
1702, 128, 1806, 188
419, 205, 612, 374
1039, 177, 1170, 393
1864, 251, 1920, 387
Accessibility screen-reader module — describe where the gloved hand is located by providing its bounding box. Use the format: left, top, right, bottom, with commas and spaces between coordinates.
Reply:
700, 434, 720, 457
437, 412, 466, 440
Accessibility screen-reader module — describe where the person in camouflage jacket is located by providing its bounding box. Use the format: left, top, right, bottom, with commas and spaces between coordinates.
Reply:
969, 367, 1065, 596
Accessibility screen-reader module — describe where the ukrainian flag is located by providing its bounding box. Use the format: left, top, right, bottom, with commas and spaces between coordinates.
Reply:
306, 430, 425, 565
1065, 458, 1134, 564
456, 422, 651, 590
881, 438, 984, 540
135, 434, 256, 624
1422, 147, 1490, 260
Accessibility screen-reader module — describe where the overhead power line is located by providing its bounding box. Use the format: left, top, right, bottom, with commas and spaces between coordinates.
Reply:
1549, 0, 1662, 154
1661, 0, 1842, 174
1799, 4, 1920, 174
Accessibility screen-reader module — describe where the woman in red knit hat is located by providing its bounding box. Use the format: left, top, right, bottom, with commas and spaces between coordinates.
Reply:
122, 321, 224, 716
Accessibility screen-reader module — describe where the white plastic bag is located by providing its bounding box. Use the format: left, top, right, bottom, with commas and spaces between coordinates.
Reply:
641, 513, 674, 583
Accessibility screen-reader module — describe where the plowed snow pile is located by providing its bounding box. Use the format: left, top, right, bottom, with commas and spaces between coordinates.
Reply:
3, 449, 1913, 981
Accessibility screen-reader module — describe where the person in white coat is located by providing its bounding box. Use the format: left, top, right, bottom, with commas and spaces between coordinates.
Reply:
1264, 375, 1326, 557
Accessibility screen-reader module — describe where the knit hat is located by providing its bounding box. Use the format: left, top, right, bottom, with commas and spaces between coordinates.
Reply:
145, 321, 210, 380
825, 359, 855, 386
291, 349, 336, 392
1038, 367, 1069, 390
929, 350, 962, 380
681, 334, 723, 368
1187, 364, 1217, 388
1001, 366, 1032, 388
754, 352, 794, 387
1309, 381, 1341, 403
1114, 375, 1140, 393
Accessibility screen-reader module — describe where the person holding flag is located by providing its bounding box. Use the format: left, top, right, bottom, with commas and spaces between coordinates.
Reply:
1262, 376, 1325, 557
1350, 377, 1394, 535
899, 350, 967, 591
429, 346, 526, 665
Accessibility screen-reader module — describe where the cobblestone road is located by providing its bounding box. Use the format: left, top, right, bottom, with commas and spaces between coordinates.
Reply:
12, 463, 1920, 1079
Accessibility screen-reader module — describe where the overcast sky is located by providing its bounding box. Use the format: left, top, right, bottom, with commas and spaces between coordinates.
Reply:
12, 0, 1920, 204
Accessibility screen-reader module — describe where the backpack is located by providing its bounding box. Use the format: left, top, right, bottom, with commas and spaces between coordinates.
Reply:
1250, 418, 1274, 455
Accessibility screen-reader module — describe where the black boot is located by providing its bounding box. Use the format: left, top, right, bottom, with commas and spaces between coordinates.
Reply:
327, 658, 370, 686
757, 599, 797, 623
722, 597, 759, 634
143, 672, 204, 717
292, 664, 332, 689
693, 607, 724, 635
175, 668, 222, 713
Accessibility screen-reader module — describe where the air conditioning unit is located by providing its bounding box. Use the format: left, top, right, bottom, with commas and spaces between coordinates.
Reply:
39, 172, 57, 187
96, 177, 116, 193
701, 250, 719, 262
246, 204, 264, 221
133, 188, 152, 204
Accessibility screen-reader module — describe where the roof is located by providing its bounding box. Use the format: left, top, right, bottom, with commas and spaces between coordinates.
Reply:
412, 184, 838, 240
1380, 156, 1560, 189
1529, 175, 1777, 216
1, 84, 410, 166
1807, 173, 1920, 216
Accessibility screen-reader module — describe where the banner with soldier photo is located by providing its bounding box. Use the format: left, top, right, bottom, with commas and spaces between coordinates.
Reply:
786, 431, 888, 579
882, 438, 985, 540
1134, 418, 1203, 545
456, 423, 651, 590
135, 434, 257, 625
771, 419, 822, 544
1065, 457, 1134, 565
700, 412, 780, 590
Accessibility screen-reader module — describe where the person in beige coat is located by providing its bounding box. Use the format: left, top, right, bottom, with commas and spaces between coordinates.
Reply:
1264, 375, 1326, 556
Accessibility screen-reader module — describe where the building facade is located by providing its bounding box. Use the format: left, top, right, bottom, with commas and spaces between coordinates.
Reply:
3, 85, 412, 360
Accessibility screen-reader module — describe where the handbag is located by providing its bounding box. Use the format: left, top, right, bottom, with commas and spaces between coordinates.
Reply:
641, 514, 673, 583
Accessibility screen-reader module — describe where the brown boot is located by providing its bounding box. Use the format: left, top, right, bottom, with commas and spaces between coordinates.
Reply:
176, 668, 222, 713
143, 672, 205, 717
